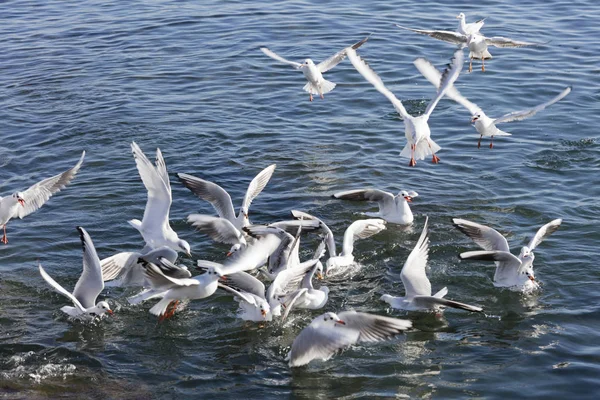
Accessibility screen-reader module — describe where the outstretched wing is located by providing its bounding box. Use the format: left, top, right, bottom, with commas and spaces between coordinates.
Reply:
260, 47, 303, 68
72, 227, 104, 309
527, 219, 562, 251
340, 311, 412, 343
423, 49, 464, 118
177, 173, 236, 222
400, 217, 431, 297
396, 24, 467, 45
17, 151, 85, 219
346, 47, 410, 119
187, 214, 244, 245
494, 87, 571, 124
414, 56, 481, 115
317, 35, 370, 73
485, 36, 541, 48
39, 264, 86, 313
241, 164, 276, 212
453, 218, 510, 252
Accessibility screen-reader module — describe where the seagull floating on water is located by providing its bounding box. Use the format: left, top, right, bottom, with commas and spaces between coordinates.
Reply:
332, 189, 418, 225
454, 218, 562, 291
39, 227, 113, 319
261, 36, 369, 101
0, 151, 84, 244
286, 310, 412, 367
347, 47, 463, 166
413, 55, 572, 148
380, 217, 483, 312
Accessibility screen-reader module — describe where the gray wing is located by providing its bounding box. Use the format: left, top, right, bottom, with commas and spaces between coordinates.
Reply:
396, 24, 467, 45
39, 264, 86, 312
423, 49, 464, 118
72, 227, 104, 309
412, 295, 483, 312
288, 319, 360, 367
101, 251, 139, 281
270, 219, 321, 234
260, 47, 303, 68
413, 56, 481, 115
485, 36, 541, 48
333, 189, 395, 216
527, 219, 562, 251
281, 288, 308, 321
217, 283, 257, 304
317, 35, 370, 73
267, 262, 317, 302
494, 87, 571, 124
400, 217, 431, 297
453, 218, 510, 252
346, 48, 410, 119
187, 214, 244, 244
143, 262, 199, 290
219, 271, 266, 299
339, 311, 412, 343
131, 142, 172, 233
459, 250, 522, 281
16, 151, 85, 219
155, 258, 191, 279
241, 164, 276, 212
177, 173, 237, 222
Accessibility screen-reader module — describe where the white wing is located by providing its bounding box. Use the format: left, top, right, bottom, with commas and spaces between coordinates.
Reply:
453, 218, 510, 252
341, 218, 386, 256
396, 24, 467, 45
317, 36, 370, 73
346, 48, 410, 119
187, 214, 244, 244
459, 250, 522, 282
241, 164, 276, 212
423, 49, 464, 118
260, 47, 303, 68
177, 173, 237, 222
39, 264, 86, 313
217, 283, 257, 305
494, 87, 571, 124
400, 216, 431, 297
281, 288, 308, 321
71, 227, 104, 309
16, 151, 85, 219
413, 56, 481, 115
485, 36, 541, 48
339, 311, 413, 343
101, 252, 139, 281
219, 271, 266, 299
527, 219, 562, 251
144, 262, 199, 289
222, 234, 282, 275
131, 142, 172, 233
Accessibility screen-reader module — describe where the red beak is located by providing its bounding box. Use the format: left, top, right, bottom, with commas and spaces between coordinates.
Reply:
107, 310, 114, 315
528, 276, 535, 282
18, 199, 25, 206
261, 310, 267, 317
336, 320, 346, 325
404, 196, 412, 202
226, 252, 232, 257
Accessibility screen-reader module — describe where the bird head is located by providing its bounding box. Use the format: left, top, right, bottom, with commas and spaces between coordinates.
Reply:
13, 192, 25, 206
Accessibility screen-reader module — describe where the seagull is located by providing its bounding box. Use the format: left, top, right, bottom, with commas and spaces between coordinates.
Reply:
177, 164, 276, 231
290, 210, 337, 259
456, 13, 485, 35
132, 234, 283, 319
128, 142, 191, 256
413, 55, 572, 148
101, 247, 190, 287
380, 217, 483, 312
0, 151, 85, 244
281, 261, 329, 321
217, 269, 273, 322
454, 218, 562, 291
260, 36, 369, 101
347, 47, 463, 166
243, 224, 302, 279
38, 227, 113, 319
332, 189, 419, 225
325, 219, 387, 275
286, 311, 412, 367
395, 24, 540, 72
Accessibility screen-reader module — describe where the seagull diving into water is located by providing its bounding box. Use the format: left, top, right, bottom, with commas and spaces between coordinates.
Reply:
0, 151, 85, 244
260, 36, 369, 101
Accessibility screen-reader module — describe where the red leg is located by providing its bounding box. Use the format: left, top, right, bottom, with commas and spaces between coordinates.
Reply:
309, 93, 313, 102
428, 141, 440, 163
408, 144, 416, 167
489, 136, 494, 149
477, 135, 482, 149
469, 58, 473, 73
482, 58, 486, 72
1, 225, 7, 244
320, 93, 324, 100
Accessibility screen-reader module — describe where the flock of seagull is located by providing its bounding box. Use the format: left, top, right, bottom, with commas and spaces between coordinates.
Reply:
2, 13, 568, 368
